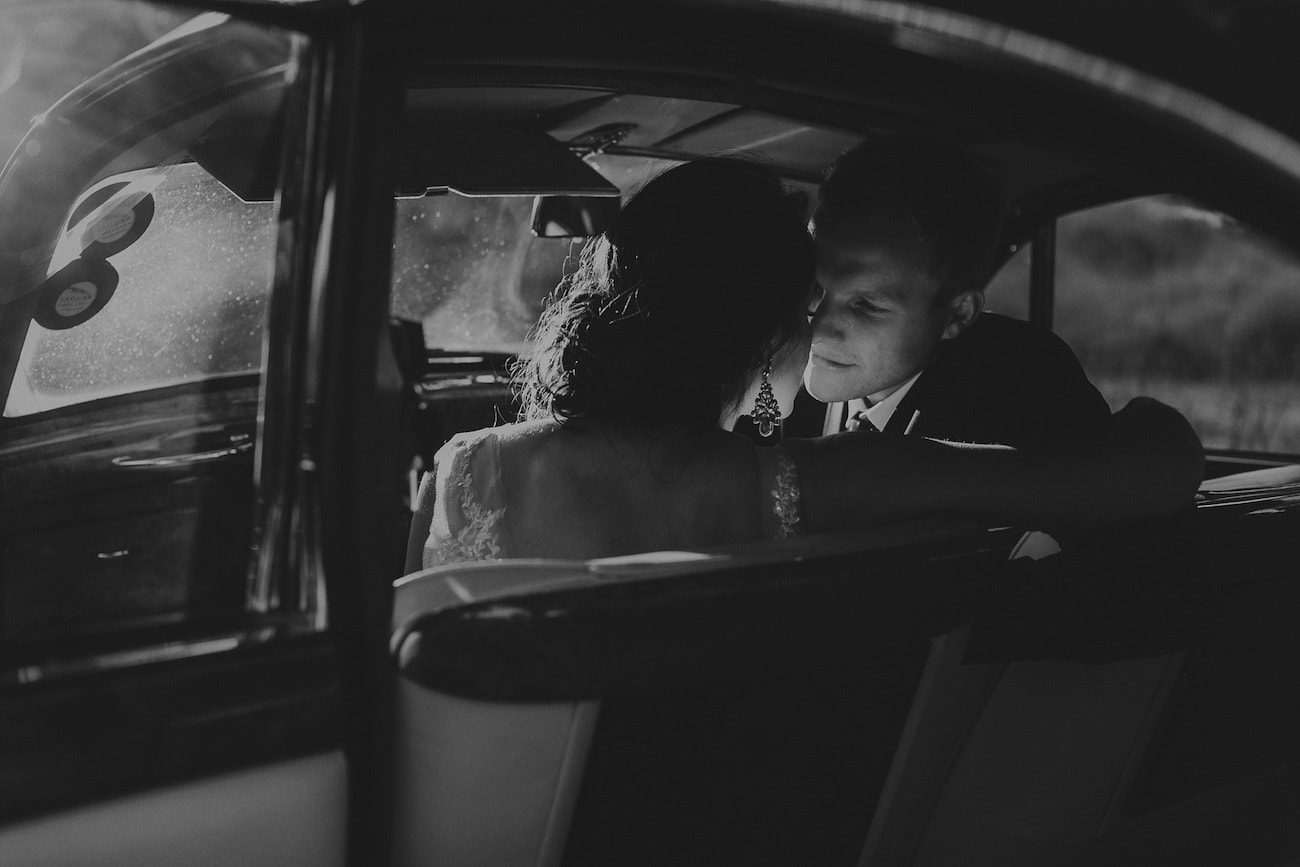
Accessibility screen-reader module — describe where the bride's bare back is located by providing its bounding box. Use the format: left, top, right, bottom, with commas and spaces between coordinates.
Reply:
499, 421, 763, 560
409, 418, 774, 569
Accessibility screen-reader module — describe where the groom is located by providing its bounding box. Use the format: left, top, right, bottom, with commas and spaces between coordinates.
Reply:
804, 136, 1111, 444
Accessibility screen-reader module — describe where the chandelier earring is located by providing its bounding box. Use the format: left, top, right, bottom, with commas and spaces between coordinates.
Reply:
751, 358, 782, 441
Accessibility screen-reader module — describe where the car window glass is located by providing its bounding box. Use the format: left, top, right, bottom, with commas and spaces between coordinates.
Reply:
1054, 196, 1300, 453
5, 163, 274, 416
0, 2, 303, 653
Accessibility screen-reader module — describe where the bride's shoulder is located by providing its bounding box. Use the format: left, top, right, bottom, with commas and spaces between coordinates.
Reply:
439, 418, 566, 488
432, 424, 529, 489
438, 419, 557, 455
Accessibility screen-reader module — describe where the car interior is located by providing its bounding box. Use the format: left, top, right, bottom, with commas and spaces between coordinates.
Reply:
384, 6, 1300, 860
2, 2, 1299, 866
382, 79, 1300, 867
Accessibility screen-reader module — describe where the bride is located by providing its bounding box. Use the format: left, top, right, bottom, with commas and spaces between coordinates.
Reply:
405, 158, 1201, 569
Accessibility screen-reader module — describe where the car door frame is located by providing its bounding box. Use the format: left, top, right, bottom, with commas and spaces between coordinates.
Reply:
0, 1, 405, 865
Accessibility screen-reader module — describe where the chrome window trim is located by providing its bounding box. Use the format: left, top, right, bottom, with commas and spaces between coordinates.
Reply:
6, 628, 279, 686
249, 32, 330, 624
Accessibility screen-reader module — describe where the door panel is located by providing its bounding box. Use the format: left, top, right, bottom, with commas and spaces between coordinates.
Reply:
0, 752, 345, 867
0, 3, 344, 861
0, 639, 339, 822
0, 380, 259, 645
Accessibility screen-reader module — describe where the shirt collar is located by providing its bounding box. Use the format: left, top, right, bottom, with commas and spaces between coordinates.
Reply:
847, 369, 922, 432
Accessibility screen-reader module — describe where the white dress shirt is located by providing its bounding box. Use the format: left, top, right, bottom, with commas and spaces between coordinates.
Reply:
840, 370, 923, 433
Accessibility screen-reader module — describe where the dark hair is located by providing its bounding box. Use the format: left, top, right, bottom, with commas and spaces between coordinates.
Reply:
516, 158, 814, 429
815, 135, 1008, 302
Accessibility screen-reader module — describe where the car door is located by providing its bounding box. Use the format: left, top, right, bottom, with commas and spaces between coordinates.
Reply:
0, 3, 393, 864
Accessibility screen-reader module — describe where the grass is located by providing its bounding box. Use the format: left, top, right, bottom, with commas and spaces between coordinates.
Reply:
1093, 375, 1300, 455
988, 196, 1300, 455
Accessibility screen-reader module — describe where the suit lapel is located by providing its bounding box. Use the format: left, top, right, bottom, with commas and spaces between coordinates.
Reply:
883, 371, 928, 435
888, 321, 986, 438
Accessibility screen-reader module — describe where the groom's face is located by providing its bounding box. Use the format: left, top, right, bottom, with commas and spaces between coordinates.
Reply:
804, 209, 955, 403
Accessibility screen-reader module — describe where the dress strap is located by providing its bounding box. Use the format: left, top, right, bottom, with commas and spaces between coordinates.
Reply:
754, 444, 804, 539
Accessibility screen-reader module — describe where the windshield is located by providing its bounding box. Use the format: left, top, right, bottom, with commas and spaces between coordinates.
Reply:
389, 154, 681, 353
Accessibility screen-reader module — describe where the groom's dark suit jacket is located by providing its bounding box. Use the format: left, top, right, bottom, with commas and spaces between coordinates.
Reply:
875, 312, 1112, 445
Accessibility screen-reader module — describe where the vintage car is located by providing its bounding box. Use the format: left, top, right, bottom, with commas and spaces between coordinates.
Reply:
0, 0, 1298, 865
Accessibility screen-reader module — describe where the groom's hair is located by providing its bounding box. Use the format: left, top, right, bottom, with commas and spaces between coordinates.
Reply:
517, 157, 814, 428
815, 135, 1008, 303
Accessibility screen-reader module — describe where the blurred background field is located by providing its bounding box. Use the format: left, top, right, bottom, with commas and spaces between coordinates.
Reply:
1092, 376, 1300, 453
988, 196, 1300, 454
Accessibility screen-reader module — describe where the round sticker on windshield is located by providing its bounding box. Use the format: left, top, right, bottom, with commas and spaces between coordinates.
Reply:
91, 210, 135, 245
34, 258, 119, 330
54, 282, 98, 317
79, 192, 154, 259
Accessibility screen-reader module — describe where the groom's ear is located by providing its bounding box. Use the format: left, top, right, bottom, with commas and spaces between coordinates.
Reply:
941, 289, 984, 340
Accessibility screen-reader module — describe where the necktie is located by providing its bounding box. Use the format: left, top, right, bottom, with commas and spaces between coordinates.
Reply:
846, 410, 877, 433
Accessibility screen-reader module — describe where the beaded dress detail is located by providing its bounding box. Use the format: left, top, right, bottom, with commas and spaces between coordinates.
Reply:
757, 444, 804, 539
768, 448, 802, 538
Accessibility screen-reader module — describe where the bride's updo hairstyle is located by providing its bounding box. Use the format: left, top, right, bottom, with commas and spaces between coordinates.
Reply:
517, 157, 814, 429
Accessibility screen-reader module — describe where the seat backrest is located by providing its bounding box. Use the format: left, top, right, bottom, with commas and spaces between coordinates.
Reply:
900, 468, 1300, 866
855, 530, 1056, 867
911, 652, 1185, 867
865, 529, 1187, 867
392, 555, 929, 867
391, 552, 759, 867
392, 561, 601, 867
392, 682, 597, 867
557, 635, 930, 867
853, 624, 1005, 867
391, 522, 1001, 867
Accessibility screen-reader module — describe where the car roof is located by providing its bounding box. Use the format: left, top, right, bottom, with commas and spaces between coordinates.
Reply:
400, 0, 1300, 246
903, 0, 1300, 139
399, 0, 1300, 136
